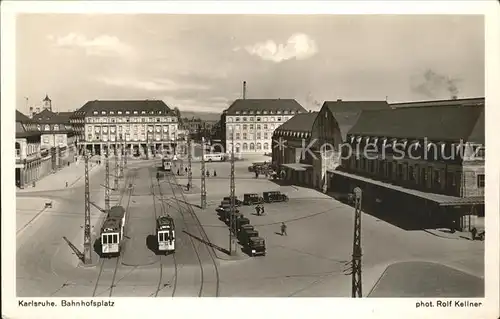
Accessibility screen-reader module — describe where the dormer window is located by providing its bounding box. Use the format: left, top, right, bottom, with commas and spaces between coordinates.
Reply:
256, 111, 261, 114
118, 111, 122, 114
133, 111, 138, 114
159, 111, 162, 114
110, 111, 115, 115
54, 124, 59, 131
101, 111, 106, 115
150, 111, 154, 114
263, 111, 268, 114
249, 111, 254, 114
284, 110, 289, 114
141, 111, 146, 114
44, 124, 50, 131
126, 111, 130, 115
242, 111, 247, 114
93, 111, 98, 115
235, 111, 240, 114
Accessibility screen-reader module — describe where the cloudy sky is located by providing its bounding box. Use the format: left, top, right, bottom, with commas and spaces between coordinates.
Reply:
16, 14, 484, 114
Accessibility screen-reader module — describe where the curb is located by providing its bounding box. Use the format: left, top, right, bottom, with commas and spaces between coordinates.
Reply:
423, 229, 471, 241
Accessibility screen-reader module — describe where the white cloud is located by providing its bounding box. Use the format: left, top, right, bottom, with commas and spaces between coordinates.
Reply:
97, 77, 211, 92
242, 33, 318, 63
48, 33, 134, 57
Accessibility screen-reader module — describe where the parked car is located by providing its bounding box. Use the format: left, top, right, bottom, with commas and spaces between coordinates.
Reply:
263, 191, 289, 203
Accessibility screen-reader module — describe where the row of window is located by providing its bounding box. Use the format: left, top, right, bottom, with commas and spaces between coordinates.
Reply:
87, 125, 177, 133
42, 136, 65, 144
227, 132, 269, 140
350, 157, 485, 190
227, 123, 276, 131
233, 110, 299, 115
92, 109, 169, 116
227, 116, 292, 123
15, 142, 40, 157
87, 133, 175, 141
86, 117, 177, 124
228, 142, 270, 151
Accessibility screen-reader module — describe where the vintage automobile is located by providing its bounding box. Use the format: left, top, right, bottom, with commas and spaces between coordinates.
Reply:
224, 211, 243, 225
222, 196, 243, 207
247, 237, 266, 256
235, 217, 250, 232
239, 224, 254, 236
243, 193, 264, 205
263, 191, 289, 203
239, 228, 259, 246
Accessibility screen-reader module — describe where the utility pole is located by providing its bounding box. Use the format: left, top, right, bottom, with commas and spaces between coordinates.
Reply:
146, 133, 150, 160
124, 143, 128, 168
200, 137, 207, 209
351, 187, 363, 297
188, 137, 192, 188
229, 132, 237, 255
104, 153, 110, 212
120, 139, 124, 178
83, 151, 92, 264
114, 145, 119, 190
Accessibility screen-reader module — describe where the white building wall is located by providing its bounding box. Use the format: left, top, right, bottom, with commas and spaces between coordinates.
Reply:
225, 113, 295, 154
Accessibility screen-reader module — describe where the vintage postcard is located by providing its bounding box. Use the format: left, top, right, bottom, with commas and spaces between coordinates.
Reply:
2, 1, 499, 319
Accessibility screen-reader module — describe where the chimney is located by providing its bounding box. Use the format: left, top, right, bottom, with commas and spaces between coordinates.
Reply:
337, 99, 342, 102
243, 81, 247, 100
29, 107, 33, 118
452, 95, 458, 100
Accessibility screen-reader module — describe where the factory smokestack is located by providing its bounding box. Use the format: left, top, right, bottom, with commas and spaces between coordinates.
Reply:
243, 81, 247, 100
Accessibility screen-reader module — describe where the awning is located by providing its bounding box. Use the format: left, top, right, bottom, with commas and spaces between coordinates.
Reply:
281, 163, 312, 171
331, 170, 484, 207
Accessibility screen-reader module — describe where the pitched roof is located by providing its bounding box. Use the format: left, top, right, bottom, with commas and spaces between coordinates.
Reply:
225, 99, 306, 115
320, 101, 389, 141
16, 110, 32, 123
390, 97, 484, 108
72, 100, 173, 117
33, 109, 72, 124
324, 100, 390, 113
348, 105, 485, 143
275, 112, 318, 133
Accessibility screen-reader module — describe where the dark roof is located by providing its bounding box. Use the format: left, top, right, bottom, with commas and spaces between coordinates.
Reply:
319, 101, 389, 141
225, 99, 306, 115
275, 112, 318, 133
16, 110, 32, 123
33, 109, 72, 124
348, 105, 485, 143
16, 131, 42, 139
390, 97, 484, 108
324, 100, 390, 113
43, 94, 51, 101
72, 100, 173, 117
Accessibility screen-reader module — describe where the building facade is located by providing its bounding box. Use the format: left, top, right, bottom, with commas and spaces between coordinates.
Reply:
272, 112, 318, 185
309, 100, 390, 191
222, 99, 307, 154
330, 103, 485, 231
71, 100, 179, 156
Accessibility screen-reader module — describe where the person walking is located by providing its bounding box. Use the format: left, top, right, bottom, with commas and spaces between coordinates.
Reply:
185, 167, 188, 173
261, 205, 265, 215
186, 182, 191, 191
156, 172, 160, 181
255, 205, 261, 216
66, 181, 68, 188
280, 222, 287, 236
206, 170, 210, 177
213, 169, 217, 177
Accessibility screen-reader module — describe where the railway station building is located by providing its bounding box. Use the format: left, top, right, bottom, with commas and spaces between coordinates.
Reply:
221, 98, 307, 155
329, 101, 485, 231
272, 111, 318, 185
70, 100, 179, 157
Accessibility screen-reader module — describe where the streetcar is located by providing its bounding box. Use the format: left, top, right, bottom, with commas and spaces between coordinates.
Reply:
203, 153, 226, 162
100, 206, 127, 257
156, 215, 175, 254
162, 158, 173, 172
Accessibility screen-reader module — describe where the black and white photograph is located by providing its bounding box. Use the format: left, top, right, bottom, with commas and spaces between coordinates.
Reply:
2, 1, 499, 319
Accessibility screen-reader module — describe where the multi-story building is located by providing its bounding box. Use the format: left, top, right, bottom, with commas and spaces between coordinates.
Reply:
222, 99, 307, 154
33, 109, 77, 166
71, 100, 178, 156
330, 103, 484, 231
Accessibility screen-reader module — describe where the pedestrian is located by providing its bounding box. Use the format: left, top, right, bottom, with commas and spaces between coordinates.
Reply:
255, 205, 260, 216
66, 181, 68, 188
185, 167, 188, 173
471, 227, 477, 241
186, 183, 191, 191
261, 205, 265, 215
213, 169, 217, 177
156, 172, 160, 181
255, 171, 259, 179
206, 170, 210, 177
280, 222, 287, 236
177, 169, 180, 176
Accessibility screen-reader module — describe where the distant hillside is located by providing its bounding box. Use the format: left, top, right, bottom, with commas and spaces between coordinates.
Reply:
179, 111, 220, 122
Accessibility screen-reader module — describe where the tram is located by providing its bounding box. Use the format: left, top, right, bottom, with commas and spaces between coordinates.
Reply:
162, 158, 173, 172
156, 215, 175, 254
100, 206, 127, 257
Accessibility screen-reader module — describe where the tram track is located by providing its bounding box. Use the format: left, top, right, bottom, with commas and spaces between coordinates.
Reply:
91, 169, 137, 297
164, 171, 220, 297
149, 167, 178, 297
